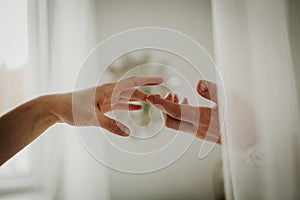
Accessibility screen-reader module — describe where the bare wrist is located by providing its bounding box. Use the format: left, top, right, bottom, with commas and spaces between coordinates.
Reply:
37, 93, 72, 124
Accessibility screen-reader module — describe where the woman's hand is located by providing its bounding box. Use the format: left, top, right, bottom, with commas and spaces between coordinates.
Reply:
146, 80, 220, 144
0, 76, 163, 165
51, 76, 164, 136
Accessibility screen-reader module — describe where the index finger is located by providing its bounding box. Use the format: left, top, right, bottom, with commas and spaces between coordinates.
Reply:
118, 76, 164, 90
146, 95, 199, 124
120, 88, 161, 102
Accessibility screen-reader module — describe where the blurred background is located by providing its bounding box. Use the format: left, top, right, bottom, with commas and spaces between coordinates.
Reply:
0, 0, 299, 200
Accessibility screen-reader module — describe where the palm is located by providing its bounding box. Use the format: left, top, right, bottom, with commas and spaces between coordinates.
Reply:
68, 76, 163, 136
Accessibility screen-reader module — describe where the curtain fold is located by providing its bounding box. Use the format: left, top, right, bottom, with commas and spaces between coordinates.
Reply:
212, 0, 300, 199
47, 0, 111, 199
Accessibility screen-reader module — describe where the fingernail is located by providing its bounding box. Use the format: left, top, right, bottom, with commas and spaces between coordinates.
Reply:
120, 127, 130, 136
201, 82, 208, 92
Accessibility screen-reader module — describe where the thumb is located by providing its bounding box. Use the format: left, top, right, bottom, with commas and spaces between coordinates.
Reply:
96, 111, 130, 136
197, 80, 218, 103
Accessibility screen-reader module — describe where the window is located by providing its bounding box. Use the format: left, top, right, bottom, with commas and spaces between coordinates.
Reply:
0, 0, 31, 177
0, 0, 42, 195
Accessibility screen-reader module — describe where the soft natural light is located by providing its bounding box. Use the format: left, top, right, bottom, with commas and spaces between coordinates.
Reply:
0, 0, 31, 180
0, 0, 28, 69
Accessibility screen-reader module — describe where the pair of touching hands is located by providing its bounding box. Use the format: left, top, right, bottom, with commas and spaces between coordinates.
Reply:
0, 76, 219, 166
64, 76, 220, 143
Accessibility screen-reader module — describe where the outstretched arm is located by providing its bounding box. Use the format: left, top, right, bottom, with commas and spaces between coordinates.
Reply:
0, 76, 163, 166
0, 95, 59, 166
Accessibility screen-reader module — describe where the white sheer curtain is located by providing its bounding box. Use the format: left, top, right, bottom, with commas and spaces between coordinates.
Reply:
4, 0, 299, 199
1, 0, 113, 199
212, 0, 300, 199
45, 0, 110, 199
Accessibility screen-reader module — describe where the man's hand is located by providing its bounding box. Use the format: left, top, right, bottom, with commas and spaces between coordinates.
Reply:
146, 80, 220, 144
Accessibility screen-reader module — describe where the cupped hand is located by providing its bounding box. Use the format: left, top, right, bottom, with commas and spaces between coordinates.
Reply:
146, 80, 220, 144
54, 76, 164, 136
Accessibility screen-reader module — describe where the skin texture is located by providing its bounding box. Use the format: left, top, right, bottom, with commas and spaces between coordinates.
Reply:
146, 80, 221, 144
0, 76, 163, 166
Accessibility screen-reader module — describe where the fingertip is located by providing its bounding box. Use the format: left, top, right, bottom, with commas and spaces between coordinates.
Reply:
182, 97, 188, 104
164, 93, 173, 101
197, 80, 218, 103
118, 125, 130, 136
136, 104, 143, 109
164, 93, 170, 98
120, 132, 130, 137
174, 94, 179, 103
198, 80, 208, 93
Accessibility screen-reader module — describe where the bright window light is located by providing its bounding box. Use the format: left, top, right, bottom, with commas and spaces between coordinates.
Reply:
0, 0, 31, 180
0, 0, 28, 69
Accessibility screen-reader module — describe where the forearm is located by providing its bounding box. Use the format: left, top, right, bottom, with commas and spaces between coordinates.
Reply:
0, 95, 60, 166
0, 76, 163, 166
